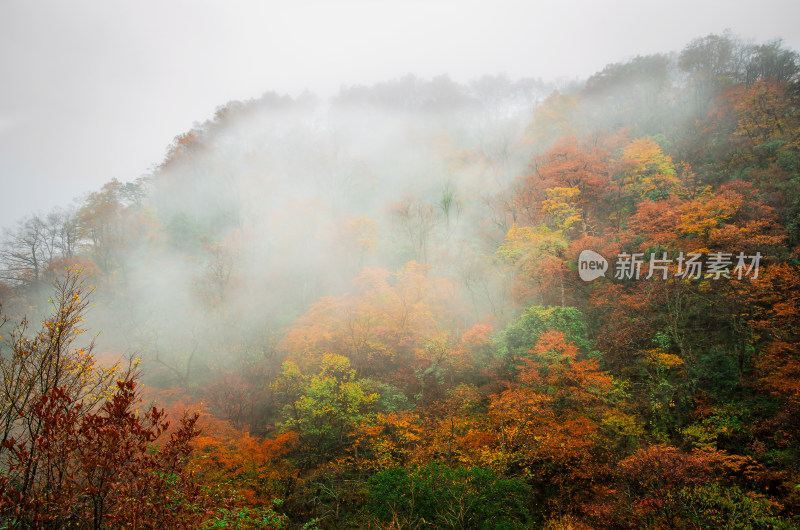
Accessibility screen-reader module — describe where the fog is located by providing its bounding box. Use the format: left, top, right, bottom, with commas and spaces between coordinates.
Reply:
1, 0, 800, 415
3, 6, 800, 523
3, 22, 796, 393
75, 75, 548, 387
2, 0, 799, 230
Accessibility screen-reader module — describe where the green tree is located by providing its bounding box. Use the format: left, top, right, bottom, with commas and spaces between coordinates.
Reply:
277, 354, 377, 460
498, 305, 595, 360
368, 463, 533, 529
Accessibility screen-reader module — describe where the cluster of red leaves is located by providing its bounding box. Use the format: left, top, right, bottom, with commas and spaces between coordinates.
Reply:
0, 378, 208, 528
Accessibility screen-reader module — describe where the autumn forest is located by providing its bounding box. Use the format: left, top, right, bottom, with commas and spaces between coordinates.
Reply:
1, 32, 800, 528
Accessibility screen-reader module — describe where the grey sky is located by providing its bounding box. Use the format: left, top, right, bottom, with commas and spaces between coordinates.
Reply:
1, 0, 798, 230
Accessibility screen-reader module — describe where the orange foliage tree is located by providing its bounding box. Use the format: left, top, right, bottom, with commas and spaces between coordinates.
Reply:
282, 262, 461, 387
513, 136, 610, 233
487, 331, 622, 507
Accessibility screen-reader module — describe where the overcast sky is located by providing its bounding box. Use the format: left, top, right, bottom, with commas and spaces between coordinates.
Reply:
1, 0, 799, 230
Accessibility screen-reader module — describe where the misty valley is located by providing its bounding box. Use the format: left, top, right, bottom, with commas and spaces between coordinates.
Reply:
1, 31, 800, 529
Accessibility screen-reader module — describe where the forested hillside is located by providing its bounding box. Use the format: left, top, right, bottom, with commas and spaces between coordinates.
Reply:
1, 32, 799, 528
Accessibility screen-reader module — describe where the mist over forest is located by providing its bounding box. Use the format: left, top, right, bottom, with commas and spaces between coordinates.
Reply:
2, 31, 800, 528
